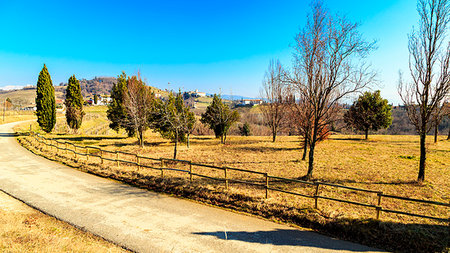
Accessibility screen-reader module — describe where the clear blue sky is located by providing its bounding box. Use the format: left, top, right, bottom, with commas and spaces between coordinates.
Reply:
0, 0, 417, 104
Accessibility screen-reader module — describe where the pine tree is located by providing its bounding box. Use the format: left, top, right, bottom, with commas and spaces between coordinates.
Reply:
344, 90, 392, 139
36, 64, 56, 133
200, 94, 240, 144
65, 75, 85, 131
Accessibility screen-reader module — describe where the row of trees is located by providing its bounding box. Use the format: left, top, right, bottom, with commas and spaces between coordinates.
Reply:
36, 65, 84, 133
260, 0, 449, 182
106, 73, 240, 158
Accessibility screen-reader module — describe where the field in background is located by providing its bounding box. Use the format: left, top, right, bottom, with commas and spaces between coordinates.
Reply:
19, 105, 450, 225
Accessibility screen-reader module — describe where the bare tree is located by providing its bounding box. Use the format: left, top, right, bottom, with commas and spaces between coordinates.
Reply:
124, 74, 155, 147
398, 0, 449, 182
289, 0, 376, 180
260, 59, 287, 142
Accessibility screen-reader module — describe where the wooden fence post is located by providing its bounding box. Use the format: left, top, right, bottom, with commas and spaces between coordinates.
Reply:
314, 182, 320, 209
116, 151, 119, 167
376, 192, 383, 220
160, 159, 165, 178
265, 173, 269, 199
86, 147, 89, 162
100, 150, 103, 164
189, 162, 192, 183
224, 168, 228, 190
136, 154, 140, 171
74, 145, 77, 159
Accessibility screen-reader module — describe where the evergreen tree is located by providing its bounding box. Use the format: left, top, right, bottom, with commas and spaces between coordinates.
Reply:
107, 72, 134, 136
36, 64, 56, 133
93, 94, 98, 105
239, 122, 251, 136
200, 94, 240, 144
65, 75, 85, 131
344, 90, 392, 139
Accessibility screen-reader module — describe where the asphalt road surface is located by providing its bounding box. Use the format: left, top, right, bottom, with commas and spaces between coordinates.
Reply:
0, 122, 384, 252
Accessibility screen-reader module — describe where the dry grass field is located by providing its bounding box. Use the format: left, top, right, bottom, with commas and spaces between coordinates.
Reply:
0, 191, 127, 252
0, 110, 36, 124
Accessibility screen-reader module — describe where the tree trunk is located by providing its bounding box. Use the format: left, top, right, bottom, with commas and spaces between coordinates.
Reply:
187, 133, 190, 148
224, 133, 227, 144
305, 141, 315, 180
365, 128, 369, 140
139, 130, 144, 147
447, 127, 450, 140
305, 125, 318, 180
220, 135, 224, 144
301, 136, 308, 161
418, 132, 426, 182
272, 132, 276, 142
174, 132, 178, 159
434, 123, 438, 143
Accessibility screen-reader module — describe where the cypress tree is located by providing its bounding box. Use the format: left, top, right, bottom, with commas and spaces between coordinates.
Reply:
65, 75, 85, 131
36, 64, 56, 133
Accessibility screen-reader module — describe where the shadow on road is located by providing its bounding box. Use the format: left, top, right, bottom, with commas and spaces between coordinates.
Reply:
0, 132, 17, 137
194, 229, 383, 252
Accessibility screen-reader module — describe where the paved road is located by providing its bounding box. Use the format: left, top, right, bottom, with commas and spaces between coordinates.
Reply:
0, 122, 384, 253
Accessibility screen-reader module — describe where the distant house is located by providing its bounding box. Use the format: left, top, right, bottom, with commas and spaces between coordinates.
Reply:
21, 104, 36, 111
155, 93, 162, 98
186, 89, 206, 98
237, 99, 264, 107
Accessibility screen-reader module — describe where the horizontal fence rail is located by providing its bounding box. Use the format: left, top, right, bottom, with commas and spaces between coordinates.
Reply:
26, 131, 449, 224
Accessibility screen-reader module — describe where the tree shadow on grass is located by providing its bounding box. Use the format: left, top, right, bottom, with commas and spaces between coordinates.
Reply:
231, 146, 299, 152
222, 159, 301, 165
53, 136, 127, 141
321, 178, 421, 186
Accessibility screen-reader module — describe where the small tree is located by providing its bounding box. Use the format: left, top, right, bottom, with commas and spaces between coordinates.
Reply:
65, 75, 85, 131
123, 74, 155, 147
239, 122, 251, 136
344, 90, 392, 139
152, 92, 196, 159
260, 59, 287, 142
107, 72, 134, 136
398, 0, 449, 182
201, 94, 240, 144
36, 64, 56, 133
93, 94, 98, 105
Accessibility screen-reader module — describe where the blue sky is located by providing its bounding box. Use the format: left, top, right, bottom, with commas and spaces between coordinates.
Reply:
0, 0, 417, 104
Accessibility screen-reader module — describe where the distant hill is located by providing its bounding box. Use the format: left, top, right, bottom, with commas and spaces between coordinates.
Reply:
57, 76, 117, 98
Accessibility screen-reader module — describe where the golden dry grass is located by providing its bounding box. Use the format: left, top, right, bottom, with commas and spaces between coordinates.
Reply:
0, 191, 127, 252
0, 110, 36, 124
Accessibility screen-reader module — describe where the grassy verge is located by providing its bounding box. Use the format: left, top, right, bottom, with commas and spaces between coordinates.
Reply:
17, 133, 449, 253
0, 190, 128, 252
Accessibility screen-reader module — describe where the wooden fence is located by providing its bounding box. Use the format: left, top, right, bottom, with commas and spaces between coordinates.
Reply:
26, 131, 449, 223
